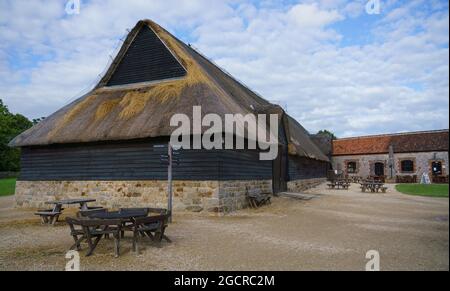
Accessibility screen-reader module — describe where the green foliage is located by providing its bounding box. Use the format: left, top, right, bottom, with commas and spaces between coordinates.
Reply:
32, 117, 46, 125
0, 178, 16, 196
0, 99, 33, 171
395, 184, 449, 198
317, 129, 338, 140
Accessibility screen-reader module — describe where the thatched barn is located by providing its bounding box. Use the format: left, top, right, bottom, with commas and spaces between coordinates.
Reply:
10, 20, 329, 212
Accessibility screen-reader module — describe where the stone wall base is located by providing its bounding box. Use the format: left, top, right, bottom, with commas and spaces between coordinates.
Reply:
14, 180, 272, 213
287, 178, 327, 193
218, 180, 273, 213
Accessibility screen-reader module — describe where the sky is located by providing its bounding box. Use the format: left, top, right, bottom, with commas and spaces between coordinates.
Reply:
0, 0, 448, 138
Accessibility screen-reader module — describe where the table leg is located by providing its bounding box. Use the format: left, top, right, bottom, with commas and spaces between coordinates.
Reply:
80, 202, 88, 211
53, 204, 62, 213
51, 215, 58, 226
41, 216, 48, 224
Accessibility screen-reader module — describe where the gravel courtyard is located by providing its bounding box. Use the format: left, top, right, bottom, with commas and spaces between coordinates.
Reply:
0, 183, 448, 271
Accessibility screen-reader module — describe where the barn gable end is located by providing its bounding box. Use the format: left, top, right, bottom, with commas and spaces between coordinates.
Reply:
105, 25, 187, 87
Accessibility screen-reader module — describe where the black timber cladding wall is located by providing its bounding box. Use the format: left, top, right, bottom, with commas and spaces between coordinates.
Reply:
19, 139, 272, 181
106, 26, 186, 87
288, 156, 328, 180
219, 150, 272, 180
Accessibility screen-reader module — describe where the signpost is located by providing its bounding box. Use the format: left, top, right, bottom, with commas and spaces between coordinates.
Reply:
159, 143, 180, 223
388, 145, 394, 179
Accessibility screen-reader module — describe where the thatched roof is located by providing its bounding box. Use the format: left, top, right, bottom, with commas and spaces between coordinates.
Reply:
10, 20, 329, 162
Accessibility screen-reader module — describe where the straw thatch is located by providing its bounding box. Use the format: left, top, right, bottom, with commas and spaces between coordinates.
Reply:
9, 19, 328, 162
95, 98, 122, 121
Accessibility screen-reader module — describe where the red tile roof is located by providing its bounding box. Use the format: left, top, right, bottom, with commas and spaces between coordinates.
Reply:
333, 130, 449, 156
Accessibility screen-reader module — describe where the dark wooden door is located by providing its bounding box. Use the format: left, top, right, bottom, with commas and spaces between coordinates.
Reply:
273, 145, 288, 194
374, 162, 385, 176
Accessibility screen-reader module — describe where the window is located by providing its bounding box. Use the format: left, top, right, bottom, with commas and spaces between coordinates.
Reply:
400, 160, 414, 173
347, 161, 357, 174
432, 161, 442, 176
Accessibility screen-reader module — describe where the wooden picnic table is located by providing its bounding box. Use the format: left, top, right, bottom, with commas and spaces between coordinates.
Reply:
36, 198, 97, 225
87, 210, 148, 220
360, 182, 387, 193
327, 180, 350, 190
67, 209, 171, 257
46, 198, 97, 211
87, 209, 151, 239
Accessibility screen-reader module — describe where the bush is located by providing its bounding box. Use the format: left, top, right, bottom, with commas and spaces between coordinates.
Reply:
0, 99, 33, 171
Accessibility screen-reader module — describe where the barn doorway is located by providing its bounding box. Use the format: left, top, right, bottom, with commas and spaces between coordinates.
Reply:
374, 162, 385, 176
273, 144, 288, 194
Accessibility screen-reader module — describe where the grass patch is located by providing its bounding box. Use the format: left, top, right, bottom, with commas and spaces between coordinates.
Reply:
395, 184, 449, 198
0, 178, 16, 196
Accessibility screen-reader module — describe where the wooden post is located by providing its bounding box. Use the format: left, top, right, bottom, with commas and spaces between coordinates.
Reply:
167, 143, 173, 223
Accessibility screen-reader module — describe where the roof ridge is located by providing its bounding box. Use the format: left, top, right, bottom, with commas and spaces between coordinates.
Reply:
336, 129, 449, 141
187, 44, 270, 105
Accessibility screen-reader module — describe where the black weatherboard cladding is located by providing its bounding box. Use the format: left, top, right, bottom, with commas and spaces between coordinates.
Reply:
19, 140, 273, 181
288, 156, 328, 180
106, 25, 187, 86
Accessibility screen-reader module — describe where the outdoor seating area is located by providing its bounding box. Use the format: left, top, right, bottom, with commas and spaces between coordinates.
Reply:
359, 180, 388, 193
396, 175, 418, 183
326, 177, 388, 194
347, 176, 363, 183
431, 175, 449, 184
0, 182, 448, 270
327, 179, 351, 190
35, 198, 171, 257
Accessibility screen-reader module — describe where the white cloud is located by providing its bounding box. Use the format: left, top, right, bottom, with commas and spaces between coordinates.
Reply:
287, 3, 343, 28
0, 0, 448, 138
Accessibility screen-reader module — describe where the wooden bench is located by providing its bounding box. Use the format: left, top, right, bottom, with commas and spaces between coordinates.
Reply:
246, 188, 271, 208
35, 209, 63, 226
131, 213, 171, 254
66, 217, 122, 257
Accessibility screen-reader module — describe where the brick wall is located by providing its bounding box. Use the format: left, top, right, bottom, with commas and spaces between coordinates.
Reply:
332, 151, 449, 180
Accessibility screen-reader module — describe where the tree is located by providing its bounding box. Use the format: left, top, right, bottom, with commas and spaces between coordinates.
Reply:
32, 117, 46, 125
316, 129, 338, 140
0, 99, 33, 171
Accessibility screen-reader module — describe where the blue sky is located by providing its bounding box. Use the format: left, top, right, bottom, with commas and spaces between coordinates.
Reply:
0, 0, 448, 137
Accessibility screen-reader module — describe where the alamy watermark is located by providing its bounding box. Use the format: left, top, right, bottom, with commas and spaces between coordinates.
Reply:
170, 106, 279, 161
65, 250, 80, 271
366, 0, 381, 15
65, 0, 81, 15
365, 250, 380, 271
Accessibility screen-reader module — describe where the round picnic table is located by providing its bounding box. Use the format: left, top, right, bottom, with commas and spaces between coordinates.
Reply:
87, 211, 149, 220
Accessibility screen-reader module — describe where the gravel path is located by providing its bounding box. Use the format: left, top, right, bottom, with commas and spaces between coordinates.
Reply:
0, 183, 448, 271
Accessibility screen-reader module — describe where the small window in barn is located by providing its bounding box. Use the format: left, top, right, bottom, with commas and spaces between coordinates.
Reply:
400, 160, 414, 173
347, 161, 357, 173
